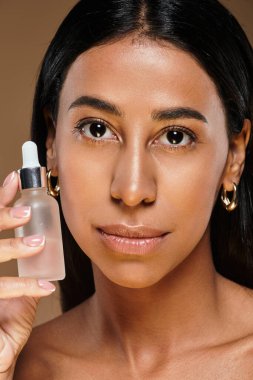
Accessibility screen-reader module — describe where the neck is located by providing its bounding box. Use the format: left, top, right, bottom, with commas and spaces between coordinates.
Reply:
87, 229, 223, 359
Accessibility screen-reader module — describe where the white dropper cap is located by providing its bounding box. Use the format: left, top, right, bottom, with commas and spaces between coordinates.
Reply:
22, 141, 41, 168
19, 141, 47, 190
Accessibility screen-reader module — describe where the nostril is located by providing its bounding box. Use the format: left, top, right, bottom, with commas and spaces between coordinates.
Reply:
143, 196, 156, 205
110, 193, 156, 208
111, 196, 122, 205
111, 191, 122, 202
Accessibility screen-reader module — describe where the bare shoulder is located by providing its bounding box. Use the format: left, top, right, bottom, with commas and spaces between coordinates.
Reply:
13, 327, 54, 380
13, 301, 87, 380
218, 275, 253, 355
219, 274, 253, 325
13, 336, 53, 380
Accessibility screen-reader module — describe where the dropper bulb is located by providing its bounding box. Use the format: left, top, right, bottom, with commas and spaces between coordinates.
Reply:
22, 141, 40, 168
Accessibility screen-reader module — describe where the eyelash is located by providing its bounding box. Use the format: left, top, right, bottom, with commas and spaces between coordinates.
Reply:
71, 118, 197, 149
154, 125, 196, 150
72, 118, 116, 145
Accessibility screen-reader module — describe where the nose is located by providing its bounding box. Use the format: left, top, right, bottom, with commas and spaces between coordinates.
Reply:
110, 144, 157, 207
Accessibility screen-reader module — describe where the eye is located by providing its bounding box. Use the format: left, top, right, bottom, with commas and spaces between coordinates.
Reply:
73, 119, 117, 141
155, 127, 195, 148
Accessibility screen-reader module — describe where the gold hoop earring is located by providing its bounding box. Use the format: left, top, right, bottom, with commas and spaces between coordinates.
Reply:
46, 169, 60, 198
221, 183, 238, 212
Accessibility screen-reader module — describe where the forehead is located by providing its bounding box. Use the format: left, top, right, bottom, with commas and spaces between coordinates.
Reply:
59, 35, 225, 123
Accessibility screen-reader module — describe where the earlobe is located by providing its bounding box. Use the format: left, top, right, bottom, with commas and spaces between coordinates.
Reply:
43, 108, 58, 176
222, 119, 251, 191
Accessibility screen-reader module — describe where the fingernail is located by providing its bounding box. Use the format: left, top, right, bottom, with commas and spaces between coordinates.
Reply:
38, 280, 56, 292
3, 171, 16, 187
10, 206, 31, 219
23, 234, 45, 247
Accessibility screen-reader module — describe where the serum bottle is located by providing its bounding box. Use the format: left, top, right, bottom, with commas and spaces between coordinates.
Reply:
14, 141, 65, 281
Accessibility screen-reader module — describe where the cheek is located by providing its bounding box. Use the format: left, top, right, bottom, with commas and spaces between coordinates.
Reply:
54, 135, 117, 245
156, 143, 228, 237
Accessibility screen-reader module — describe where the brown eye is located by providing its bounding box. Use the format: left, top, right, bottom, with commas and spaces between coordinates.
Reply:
166, 131, 184, 145
74, 119, 116, 141
89, 122, 106, 138
155, 127, 195, 148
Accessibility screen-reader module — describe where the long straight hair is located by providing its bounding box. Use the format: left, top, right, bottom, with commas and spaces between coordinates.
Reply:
31, 0, 253, 312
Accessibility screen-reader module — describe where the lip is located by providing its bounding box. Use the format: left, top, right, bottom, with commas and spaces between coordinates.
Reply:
97, 224, 169, 255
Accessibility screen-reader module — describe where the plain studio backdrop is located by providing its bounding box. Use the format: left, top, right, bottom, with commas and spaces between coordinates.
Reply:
0, 0, 252, 327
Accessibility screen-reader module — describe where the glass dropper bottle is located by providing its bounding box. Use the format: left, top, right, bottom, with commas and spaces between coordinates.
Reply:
14, 141, 65, 281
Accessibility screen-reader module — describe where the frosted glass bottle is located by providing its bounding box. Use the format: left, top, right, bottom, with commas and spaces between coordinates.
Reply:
14, 188, 65, 280
14, 140, 65, 281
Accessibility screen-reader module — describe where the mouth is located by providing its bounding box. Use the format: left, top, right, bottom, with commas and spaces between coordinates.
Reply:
96, 224, 169, 255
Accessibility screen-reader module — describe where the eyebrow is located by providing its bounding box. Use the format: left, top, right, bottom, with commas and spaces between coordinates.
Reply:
68, 96, 122, 116
68, 95, 208, 123
152, 107, 207, 123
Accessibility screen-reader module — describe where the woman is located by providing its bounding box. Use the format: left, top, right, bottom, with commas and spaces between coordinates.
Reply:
0, 0, 252, 378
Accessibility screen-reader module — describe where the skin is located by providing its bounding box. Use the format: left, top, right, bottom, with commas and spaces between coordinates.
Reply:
14, 35, 252, 379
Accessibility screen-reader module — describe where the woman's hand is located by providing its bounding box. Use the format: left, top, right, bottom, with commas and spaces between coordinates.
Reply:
0, 171, 56, 377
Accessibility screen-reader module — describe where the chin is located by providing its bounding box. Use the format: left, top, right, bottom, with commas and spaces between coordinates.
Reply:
103, 266, 163, 289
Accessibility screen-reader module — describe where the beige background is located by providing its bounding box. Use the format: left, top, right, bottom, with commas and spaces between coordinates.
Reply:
0, 1, 252, 327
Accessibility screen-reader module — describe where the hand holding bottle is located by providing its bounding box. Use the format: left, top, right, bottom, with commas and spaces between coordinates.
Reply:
0, 171, 56, 377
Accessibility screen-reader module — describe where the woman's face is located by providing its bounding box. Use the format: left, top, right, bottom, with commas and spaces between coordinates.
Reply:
49, 36, 229, 288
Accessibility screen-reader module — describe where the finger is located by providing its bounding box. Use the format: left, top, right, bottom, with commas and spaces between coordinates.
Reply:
0, 235, 45, 263
0, 278, 56, 298
0, 206, 31, 232
0, 171, 19, 208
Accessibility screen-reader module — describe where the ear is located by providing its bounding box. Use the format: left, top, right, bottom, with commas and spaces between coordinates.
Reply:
44, 108, 58, 177
222, 119, 251, 191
